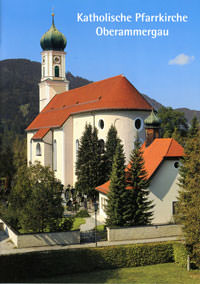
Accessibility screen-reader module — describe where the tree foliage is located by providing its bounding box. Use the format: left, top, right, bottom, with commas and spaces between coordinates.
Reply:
176, 130, 200, 266
188, 116, 199, 138
75, 124, 104, 201
158, 106, 188, 138
124, 139, 154, 226
104, 125, 119, 181
105, 141, 128, 227
3, 163, 67, 233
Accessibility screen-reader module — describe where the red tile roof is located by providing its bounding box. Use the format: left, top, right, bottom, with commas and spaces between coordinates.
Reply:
96, 138, 184, 195
26, 75, 152, 131
32, 128, 50, 140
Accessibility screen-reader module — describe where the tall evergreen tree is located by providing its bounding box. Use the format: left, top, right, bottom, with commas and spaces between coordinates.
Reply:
105, 140, 127, 227
172, 127, 183, 145
124, 139, 154, 226
176, 130, 200, 266
75, 124, 103, 201
188, 116, 199, 138
104, 125, 119, 180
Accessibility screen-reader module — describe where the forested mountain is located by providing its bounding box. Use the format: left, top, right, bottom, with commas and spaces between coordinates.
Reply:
0, 59, 92, 146
0, 59, 199, 144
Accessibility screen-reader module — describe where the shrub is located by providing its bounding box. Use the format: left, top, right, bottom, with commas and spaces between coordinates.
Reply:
192, 243, 200, 268
57, 217, 73, 231
75, 209, 90, 218
173, 243, 188, 268
0, 242, 174, 282
45, 217, 73, 232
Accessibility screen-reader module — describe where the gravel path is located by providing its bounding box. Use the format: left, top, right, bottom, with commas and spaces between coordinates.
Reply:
80, 214, 104, 231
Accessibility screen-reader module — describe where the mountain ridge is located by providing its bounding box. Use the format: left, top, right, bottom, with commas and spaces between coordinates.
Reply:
0, 59, 199, 137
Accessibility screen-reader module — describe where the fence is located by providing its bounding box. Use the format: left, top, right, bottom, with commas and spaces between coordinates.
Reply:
80, 229, 107, 243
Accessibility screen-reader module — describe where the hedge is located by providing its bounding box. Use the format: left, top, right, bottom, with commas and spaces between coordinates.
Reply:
173, 242, 188, 268
0, 242, 174, 282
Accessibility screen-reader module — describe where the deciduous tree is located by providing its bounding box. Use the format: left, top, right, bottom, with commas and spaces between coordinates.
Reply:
158, 106, 188, 138
5, 163, 65, 233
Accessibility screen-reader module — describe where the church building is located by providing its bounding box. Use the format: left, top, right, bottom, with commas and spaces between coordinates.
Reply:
26, 14, 153, 186
26, 15, 184, 224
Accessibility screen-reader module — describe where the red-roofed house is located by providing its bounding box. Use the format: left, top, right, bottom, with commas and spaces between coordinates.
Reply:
96, 112, 184, 224
26, 15, 153, 186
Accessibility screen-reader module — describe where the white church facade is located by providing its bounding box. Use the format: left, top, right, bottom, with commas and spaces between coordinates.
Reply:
26, 15, 184, 224
26, 14, 153, 186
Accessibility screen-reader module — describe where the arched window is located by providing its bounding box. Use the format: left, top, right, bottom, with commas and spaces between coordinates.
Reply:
36, 143, 41, 156
98, 119, 104, 129
55, 66, 59, 77
76, 139, 79, 159
43, 67, 45, 77
30, 139, 32, 163
53, 139, 57, 171
134, 117, 143, 132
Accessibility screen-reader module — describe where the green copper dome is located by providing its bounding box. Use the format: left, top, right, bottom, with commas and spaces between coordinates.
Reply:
144, 110, 161, 128
40, 14, 67, 51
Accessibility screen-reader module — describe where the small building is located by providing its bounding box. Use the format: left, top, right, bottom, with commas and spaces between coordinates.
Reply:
96, 111, 184, 224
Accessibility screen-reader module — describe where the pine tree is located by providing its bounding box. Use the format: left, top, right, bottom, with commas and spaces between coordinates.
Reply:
124, 139, 154, 226
104, 125, 119, 180
176, 130, 200, 265
172, 127, 183, 145
75, 124, 102, 201
105, 140, 128, 227
188, 116, 199, 138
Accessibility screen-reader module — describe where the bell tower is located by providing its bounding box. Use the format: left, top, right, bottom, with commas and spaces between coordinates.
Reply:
39, 13, 69, 112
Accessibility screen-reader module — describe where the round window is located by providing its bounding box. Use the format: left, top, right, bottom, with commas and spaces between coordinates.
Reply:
174, 162, 179, 169
134, 118, 143, 131
98, 119, 104, 129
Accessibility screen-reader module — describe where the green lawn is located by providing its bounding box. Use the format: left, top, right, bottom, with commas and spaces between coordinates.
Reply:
71, 217, 86, 230
31, 263, 200, 283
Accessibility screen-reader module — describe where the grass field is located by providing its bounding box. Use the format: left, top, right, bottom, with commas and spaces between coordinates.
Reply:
31, 263, 200, 283
71, 217, 86, 230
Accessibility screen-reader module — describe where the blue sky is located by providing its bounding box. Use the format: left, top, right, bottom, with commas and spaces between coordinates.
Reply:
1, 0, 200, 110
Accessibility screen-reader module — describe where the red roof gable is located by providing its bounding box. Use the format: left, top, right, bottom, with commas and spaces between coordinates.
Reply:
26, 75, 152, 131
96, 138, 184, 195
32, 128, 50, 140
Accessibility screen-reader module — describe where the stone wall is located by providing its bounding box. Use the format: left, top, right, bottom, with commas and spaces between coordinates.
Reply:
107, 224, 183, 242
0, 219, 80, 248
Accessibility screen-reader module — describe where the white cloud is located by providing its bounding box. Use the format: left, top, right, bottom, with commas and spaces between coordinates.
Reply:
168, 53, 194, 65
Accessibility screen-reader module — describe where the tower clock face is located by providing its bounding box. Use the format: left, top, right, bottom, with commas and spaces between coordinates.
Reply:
54, 56, 61, 64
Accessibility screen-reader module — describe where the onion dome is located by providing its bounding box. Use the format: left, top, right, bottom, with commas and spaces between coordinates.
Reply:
40, 13, 67, 51
144, 110, 161, 128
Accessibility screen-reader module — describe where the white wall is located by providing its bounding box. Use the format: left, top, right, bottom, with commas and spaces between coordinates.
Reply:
0, 219, 80, 248
107, 224, 183, 242
99, 193, 107, 221
98, 159, 180, 225
73, 110, 150, 183
149, 159, 180, 224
